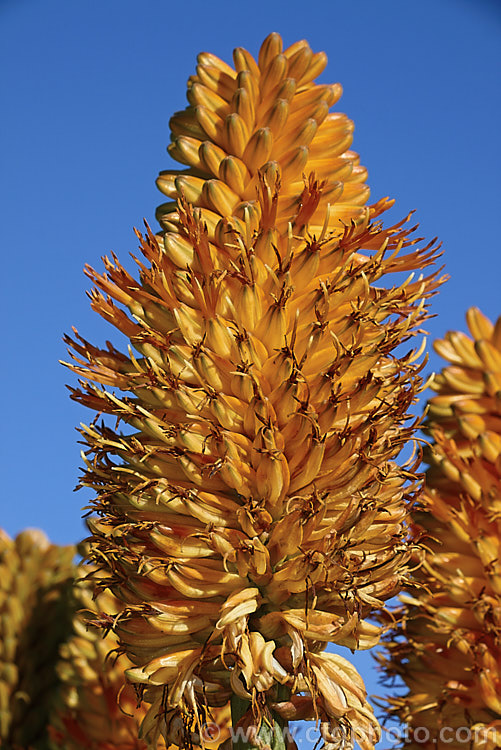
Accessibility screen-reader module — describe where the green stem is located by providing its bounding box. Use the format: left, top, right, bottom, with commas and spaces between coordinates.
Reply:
230, 690, 289, 750
230, 694, 251, 750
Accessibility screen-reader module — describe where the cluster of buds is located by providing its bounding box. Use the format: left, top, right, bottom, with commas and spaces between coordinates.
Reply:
65, 33, 442, 749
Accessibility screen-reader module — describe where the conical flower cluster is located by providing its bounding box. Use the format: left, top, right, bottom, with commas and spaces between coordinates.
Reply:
156, 32, 369, 242
0, 529, 75, 750
65, 33, 442, 749
378, 307, 501, 749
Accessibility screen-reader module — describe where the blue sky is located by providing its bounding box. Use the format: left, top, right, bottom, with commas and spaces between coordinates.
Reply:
1, 0, 500, 726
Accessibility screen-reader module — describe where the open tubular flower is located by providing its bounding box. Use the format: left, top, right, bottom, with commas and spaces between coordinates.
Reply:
378, 308, 501, 750
0, 529, 75, 749
65, 33, 442, 750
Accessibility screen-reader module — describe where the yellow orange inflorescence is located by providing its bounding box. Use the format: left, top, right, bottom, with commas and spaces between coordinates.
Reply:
378, 307, 501, 750
65, 33, 442, 749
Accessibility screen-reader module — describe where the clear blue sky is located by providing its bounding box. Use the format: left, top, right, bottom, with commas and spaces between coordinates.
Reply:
1, 0, 500, 727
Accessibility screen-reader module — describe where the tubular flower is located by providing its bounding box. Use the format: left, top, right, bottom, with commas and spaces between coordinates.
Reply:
378, 307, 501, 750
65, 34, 442, 750
0, 529, 75, 750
